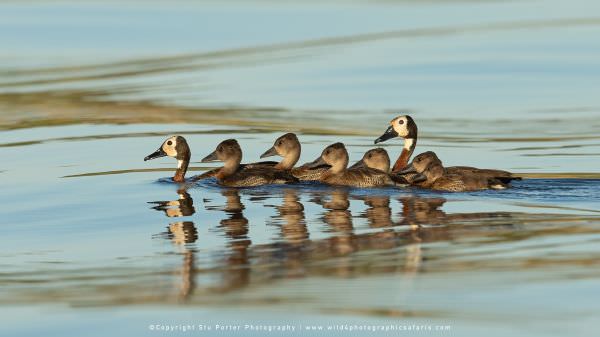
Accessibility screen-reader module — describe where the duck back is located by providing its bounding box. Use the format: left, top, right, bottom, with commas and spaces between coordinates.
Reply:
324, 168, 398, 188
220, 167, 298, 187
193, 161, 279, 181
291, 164, 330, 181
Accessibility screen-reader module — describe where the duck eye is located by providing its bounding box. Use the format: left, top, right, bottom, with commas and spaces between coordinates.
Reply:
368, 154, 372, 158
398, 120, 404, 125
167, 140, 173, 146
277, 141, 282, 146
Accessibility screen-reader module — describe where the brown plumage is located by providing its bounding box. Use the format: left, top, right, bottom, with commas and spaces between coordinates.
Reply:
308, 143, 406, 188
260, 132, 330, 181
374, 115, 519, 180
196, 132, 328, 181
201, 139, 297, 187
349, 148, 411, 185
399, 151, 520, 192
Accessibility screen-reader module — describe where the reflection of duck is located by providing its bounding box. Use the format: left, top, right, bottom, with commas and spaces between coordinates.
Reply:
148, 189, 195, 217
201, 139, 297, 187
374, 115, 519, 181
269, 189, 308, 243
164, 221, 199, 244
398, 196, 447, 228
155, 221, 198, 302
308, 143, 406, 187
260, 133, 330, 181
312, 189, 356, 258
354, 195, 393, 228
400, 151, 519, 191
206, 189, 251, 291
144, 136, 191, 182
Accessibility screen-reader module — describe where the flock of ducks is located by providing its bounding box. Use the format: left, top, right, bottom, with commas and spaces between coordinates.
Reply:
144, 115, 520, 192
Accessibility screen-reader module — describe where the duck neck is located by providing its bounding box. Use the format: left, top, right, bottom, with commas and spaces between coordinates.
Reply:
219, 158, 241, 179
276, 149, 300, 170
329, 157, 348, 175
174, 158, 189, 183
392, 138, 416, 172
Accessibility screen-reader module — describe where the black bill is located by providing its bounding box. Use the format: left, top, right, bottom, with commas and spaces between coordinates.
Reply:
144, 147, 167, 161
374, 125, 399, 144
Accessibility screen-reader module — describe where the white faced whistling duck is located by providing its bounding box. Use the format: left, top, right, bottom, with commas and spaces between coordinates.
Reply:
399, 151, 520, 192
307, 143, 407, 187
201, 139, 298, 187
260, 132, 330, 181
144, 135, 191, 183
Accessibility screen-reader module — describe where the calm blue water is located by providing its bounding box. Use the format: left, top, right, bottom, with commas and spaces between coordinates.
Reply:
1, 1, 600, 336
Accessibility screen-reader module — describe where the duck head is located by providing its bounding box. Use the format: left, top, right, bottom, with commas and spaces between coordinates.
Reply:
374, 115, 417, 144
144, 135, 191, 183
307, 142, 348, 174
260, 132, 301, 170
398, 151, 444, 184
349, 148, 390, 172
374, 115, 418, 172
201, 139, 243, 176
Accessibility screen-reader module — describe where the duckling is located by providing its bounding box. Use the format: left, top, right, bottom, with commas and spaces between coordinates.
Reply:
144, 135, 191, 182
349, 148, 414, 185
348, 148, 390, 172
307, 143, 407, 188
201, 139, 298, 187
260, 132, 330, 181
374, 115, 519, 180
399, 151, 518, 192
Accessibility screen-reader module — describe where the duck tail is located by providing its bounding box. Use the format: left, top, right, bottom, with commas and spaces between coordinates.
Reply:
488, 176, 522, 190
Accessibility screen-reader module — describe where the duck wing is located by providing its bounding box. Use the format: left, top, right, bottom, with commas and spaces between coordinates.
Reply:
243, 161, 278, 169
221, 167, 298, 187
431, 174, 470, 192
447, 166, 519, 179
328, 168, 399, 187
291, 165, 330, 181
191, 161, 278, 181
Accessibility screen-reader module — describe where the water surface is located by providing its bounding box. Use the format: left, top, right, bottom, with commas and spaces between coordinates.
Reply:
1, 1, 600, 336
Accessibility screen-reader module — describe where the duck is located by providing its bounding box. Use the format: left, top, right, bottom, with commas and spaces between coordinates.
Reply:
349, 148, 416, 184
307, 142, 407, 187
374, 115, 519, 180
348, 148, 390, 172
259, 132, 330, 181
398, 151, 518, 192
144, 135, 191, 182
201, 139, 298, 187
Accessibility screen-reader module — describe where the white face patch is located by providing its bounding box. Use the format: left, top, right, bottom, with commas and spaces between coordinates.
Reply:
163, 136, 178, 157
393, 116, 410, 138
